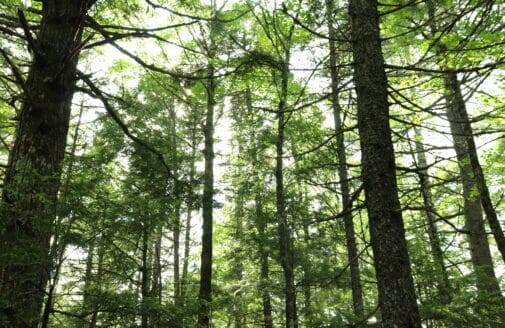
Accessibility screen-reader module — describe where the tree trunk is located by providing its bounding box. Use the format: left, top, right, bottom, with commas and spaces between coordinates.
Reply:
326, 0, 365, 319
233, 192, 244, 327
444, 73, 505, 264
197, 57, 216, 328
256, 195, 273, 328
413, 127, 451, 303
90, 241, 104, 328
0, 2, 95, 327
444, 73, 503, 297
41, 100, 85, 328
181, 136, 197, 304
173, 181, 182, 305
348, 1, 421, 326
276, 56, 298, 328
141, 224, 150, 328
151, 226, 163, 302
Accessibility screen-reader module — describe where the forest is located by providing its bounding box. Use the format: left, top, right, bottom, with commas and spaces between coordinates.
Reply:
0, 0, 504, 327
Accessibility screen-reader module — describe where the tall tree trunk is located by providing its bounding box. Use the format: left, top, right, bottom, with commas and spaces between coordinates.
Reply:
348, 1, 421, 326
81, 240, 95, 326
276, 56, 298, 328
425, 2, 504, 323
197, 49, 216, 328
325, 0, 364, 319
181, 135, 197, 304
0, 2, 95, 326
90, 241, 104, 328
413, 127, 451, 303
256, 195, 273, 328
141, 224, 150, 328
233, 191, 244, 328
173, 180, 182, 305
444, 72, 505, 264
41, 100, 86, 328
151, 225, 163, 303
444, 73, 503, 297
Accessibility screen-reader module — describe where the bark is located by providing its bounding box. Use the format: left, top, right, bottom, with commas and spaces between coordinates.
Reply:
141, 224, 150, 328
181, 196, 193, 303
326, 0, 364, 319
0, 1, 95, 327
173, 181, 182, 305
197, 57, 216, 328
90, 241, 104, 328
233, 192, 244, 327
151, 226, 163, 302
81, 240, 95, 326
348, 1, 421, 327
444, 73, 502, 296
444, 74, 505, 264
181, 137, 197, 303
256, 195, 273, 328
413, 127, 451, 303
425, 2, 504, 322
41, 101, 85, 328
276, 57, 298, 328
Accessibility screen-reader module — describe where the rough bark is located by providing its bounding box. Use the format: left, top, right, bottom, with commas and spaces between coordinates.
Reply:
413, 127, 451, 303
348, 1, 421, 326
0, 1, 95, 327
326, 0, 364, 319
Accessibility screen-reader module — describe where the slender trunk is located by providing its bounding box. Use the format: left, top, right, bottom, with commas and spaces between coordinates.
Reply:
425, 2, 504, 322
326, 0, 364, 319
413, 127, 451, 303
197, 56, 216, 328
181, 139, 196, 303
141, 225, 150, 328
90, 242, 104, 328
0, 2, 95, 326
41, 100, 86, 328
256, 194, 273, 328
444, 73, 502, 296
302, 220, 313, 326
444, 74, 505, 264
348, 1, 421, 326
276, 57, 298, 328
151, 226, 162, 302
173, 182, 182, 304
181, 200, 192, 303
233, 193, 244, 327
82, 240, 95, 325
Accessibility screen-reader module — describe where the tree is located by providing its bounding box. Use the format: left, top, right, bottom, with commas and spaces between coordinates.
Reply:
0, 1, 96, 326
348, 0, 421, 326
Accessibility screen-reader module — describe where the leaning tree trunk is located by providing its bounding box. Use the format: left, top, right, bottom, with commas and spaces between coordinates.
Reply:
348, 1, 421, 327
444, 72, 505, 265
444, 73, 503, 298
0, 1, 95, 327
326, 0, 364, 319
